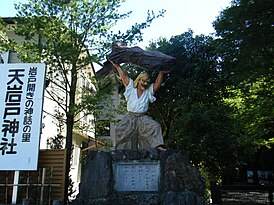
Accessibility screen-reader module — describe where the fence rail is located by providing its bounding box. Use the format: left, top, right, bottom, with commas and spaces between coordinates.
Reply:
0, 149, 66, 205
212, 184, 274, 205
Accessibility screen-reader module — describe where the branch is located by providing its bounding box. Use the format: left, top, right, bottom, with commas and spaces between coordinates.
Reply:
45, 89, 67, 113
43, 109, 66, 124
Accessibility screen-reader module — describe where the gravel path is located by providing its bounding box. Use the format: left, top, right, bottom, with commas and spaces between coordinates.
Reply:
222, 191, 270, 205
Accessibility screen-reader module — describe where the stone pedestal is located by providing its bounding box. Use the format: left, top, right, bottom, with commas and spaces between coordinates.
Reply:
71, 149, 204, 205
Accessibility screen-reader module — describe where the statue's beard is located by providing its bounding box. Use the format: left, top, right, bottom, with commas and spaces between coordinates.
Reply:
140, 84, 148, 90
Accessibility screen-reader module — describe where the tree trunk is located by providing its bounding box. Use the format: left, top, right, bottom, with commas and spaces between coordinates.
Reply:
210, 183, 223, 205
64, 65, 77, 203
64, 115, 74, 203
253, 147, 263, 185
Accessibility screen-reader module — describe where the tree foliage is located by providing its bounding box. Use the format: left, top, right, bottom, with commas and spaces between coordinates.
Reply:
147, 0, 274, 184
213, 0, 274, 183
213, 0, 273, 83
147, 31, 238, 181
0, 0, 165, 201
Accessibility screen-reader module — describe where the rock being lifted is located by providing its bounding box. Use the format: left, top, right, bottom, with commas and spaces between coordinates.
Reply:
107, 42, 175, 72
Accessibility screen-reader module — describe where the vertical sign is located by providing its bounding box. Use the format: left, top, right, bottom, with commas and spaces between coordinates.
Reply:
0, 63, 46, 170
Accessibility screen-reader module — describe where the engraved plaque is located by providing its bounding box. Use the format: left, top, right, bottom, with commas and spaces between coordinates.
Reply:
113, 161, 160, 192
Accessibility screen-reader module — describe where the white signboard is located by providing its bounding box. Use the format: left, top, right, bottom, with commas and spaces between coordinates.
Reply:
0, 63, 46, 170
113, 161, 160, 191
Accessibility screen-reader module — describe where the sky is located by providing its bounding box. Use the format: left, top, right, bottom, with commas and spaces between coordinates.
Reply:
0, 0, 231, 48
116, 0, 231, 47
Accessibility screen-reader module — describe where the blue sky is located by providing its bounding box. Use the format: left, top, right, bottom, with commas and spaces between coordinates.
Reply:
0, 0, 231, 47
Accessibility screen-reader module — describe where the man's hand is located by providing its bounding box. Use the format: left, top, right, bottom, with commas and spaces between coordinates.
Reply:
107, 57, 129, 86
108, 58, 120, 69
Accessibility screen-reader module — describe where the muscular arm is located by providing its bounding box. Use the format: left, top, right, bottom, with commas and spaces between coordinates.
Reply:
153, 71, 164, 92
109, 60, 129, 86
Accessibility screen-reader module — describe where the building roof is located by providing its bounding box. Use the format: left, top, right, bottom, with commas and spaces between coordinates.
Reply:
96, 60, 114, 77
2, 17, 17, 24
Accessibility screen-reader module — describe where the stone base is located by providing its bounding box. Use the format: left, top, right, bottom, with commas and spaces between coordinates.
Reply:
71, 149, 204, 205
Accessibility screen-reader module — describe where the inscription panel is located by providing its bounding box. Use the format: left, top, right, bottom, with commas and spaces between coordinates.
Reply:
113, 161, 160, 192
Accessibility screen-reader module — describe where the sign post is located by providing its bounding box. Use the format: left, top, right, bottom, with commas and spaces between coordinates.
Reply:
12, 171, 20, 204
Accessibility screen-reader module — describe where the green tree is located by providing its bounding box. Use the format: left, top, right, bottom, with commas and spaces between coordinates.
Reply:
147, 31, 238, 183
213, 0, 273, 83
0, 0, 164, 202
223, 76, 274, 184
213, 0, 274, 184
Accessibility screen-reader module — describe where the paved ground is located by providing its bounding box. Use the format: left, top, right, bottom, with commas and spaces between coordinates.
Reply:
222, 191, 270, 205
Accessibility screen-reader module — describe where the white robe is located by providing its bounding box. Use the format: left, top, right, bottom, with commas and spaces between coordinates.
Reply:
115, 79, 164, 151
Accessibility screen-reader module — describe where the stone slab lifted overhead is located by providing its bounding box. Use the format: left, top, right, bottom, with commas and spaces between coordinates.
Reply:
105, 42, 176, 72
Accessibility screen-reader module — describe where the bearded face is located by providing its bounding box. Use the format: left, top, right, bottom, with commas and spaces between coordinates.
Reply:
138, 76, 150, 90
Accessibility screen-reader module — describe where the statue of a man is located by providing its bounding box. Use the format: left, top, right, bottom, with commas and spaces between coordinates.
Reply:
109, 59, 167, 151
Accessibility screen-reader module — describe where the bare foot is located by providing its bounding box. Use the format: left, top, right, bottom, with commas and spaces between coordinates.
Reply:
156, 145, 167, 151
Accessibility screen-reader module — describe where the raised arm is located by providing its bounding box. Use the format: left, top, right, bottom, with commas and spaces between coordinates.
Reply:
109, 59, 129, 86
153, 71, 165, 92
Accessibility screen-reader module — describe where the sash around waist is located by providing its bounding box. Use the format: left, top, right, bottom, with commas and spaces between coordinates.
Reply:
128, 111, 147, 116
